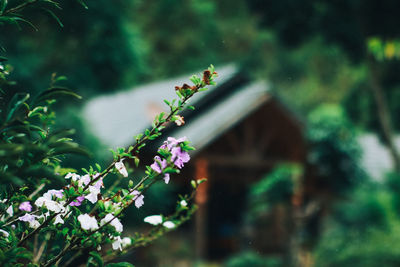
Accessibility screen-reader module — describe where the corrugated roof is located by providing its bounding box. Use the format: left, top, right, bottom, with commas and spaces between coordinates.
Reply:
82, 64, 237, 148
165, 81, 270, 154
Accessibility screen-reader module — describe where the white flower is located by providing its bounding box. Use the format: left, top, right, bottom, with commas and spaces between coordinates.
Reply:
79, 174, 91, 187
180, 200, 187, 207
130, 190, 144, 208
35, 197, 46, 207
35, 191, 65, 214
54, 214, 64, 225
100, 214, 123, 233
85, 185, 100, 204
78, 214, 99, 231
163, 221, 175, 229
45, 200, 65, 213
6, 206, 13, 217
115, 160, 128, 177
29, 220, 41, 229
0, 229, 9, 238
121, 237, 131, 247
144, 215, 162, 225
174, 115, 185, 126
43, 189, 64, 199
111, 236, 131, 251
112, 236, 123, 251
65, 172, 80, 181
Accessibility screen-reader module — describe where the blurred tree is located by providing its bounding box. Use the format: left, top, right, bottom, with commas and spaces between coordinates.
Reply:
246, 0, 400, 171
313, 181, 400, 267
307, 104, 365, 194
0, 0, 148, 97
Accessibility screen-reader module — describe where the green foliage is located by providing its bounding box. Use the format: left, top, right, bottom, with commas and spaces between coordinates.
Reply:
307, 104, 366, 193
224, 251, 282, 267
368, 37, 400, 61
0, 70, 87, 189
313, 181, 400, 267
0, 0, 147, 96
250, 164, 300, 207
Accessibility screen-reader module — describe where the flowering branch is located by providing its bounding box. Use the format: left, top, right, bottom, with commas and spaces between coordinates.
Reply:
0, 65, 218, 266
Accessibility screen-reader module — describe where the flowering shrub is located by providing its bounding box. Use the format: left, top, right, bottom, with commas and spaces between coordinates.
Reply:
0, 2, 218, 266
0, 64, 217, 266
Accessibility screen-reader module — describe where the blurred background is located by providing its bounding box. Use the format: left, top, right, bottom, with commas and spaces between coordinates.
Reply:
3, 0, 400, 266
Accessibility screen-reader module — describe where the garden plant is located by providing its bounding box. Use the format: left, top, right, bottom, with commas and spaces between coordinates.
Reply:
0, 1, 217, 266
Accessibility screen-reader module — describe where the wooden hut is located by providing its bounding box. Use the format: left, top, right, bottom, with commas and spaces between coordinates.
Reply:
83, 64, 307, 262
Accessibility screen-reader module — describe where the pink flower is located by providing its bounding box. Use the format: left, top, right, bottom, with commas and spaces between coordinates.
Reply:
150, 156, 170, 184
171, 146, 190, 169
150, 156, 167, 173
19, 201, 32, 212
159, 137, 187, 151
69, 196, 85, 207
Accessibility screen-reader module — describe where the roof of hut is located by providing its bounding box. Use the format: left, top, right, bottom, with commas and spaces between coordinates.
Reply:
82, 64, 272, 154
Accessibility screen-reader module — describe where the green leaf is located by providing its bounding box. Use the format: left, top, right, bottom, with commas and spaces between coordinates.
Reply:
42, 8, 63, 27
176, 90, 183, 99
42, 0, 61, 9
62, 228, 69, 236
95, 163, 101, 172
134, 157, 140, 167
2, 16, 38, 31
76, 0, 88, 9
34, 87, 81, 104
6, 93, 30, 123
88, 251, 103, 267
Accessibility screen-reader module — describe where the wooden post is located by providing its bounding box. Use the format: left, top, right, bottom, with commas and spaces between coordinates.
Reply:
195, 158, 209, 262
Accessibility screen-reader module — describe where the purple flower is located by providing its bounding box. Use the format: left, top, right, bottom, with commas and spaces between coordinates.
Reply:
19, 213, 37, 222
150, 156, 171, 184
171, 146, 190, 169
69, 196, 85, 207
44, 189, 64, 200
19, 201, 32, 212
150, 156, 167, 173
159, 136, 187, 151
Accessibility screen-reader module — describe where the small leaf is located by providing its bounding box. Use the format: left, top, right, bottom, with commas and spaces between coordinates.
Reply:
76, 0, 88, 9
89, 251, 104, 267
95, 163, 101, 172
6, 93, 30, 122
43, 8, 63, 27
34, 87, 81, 104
